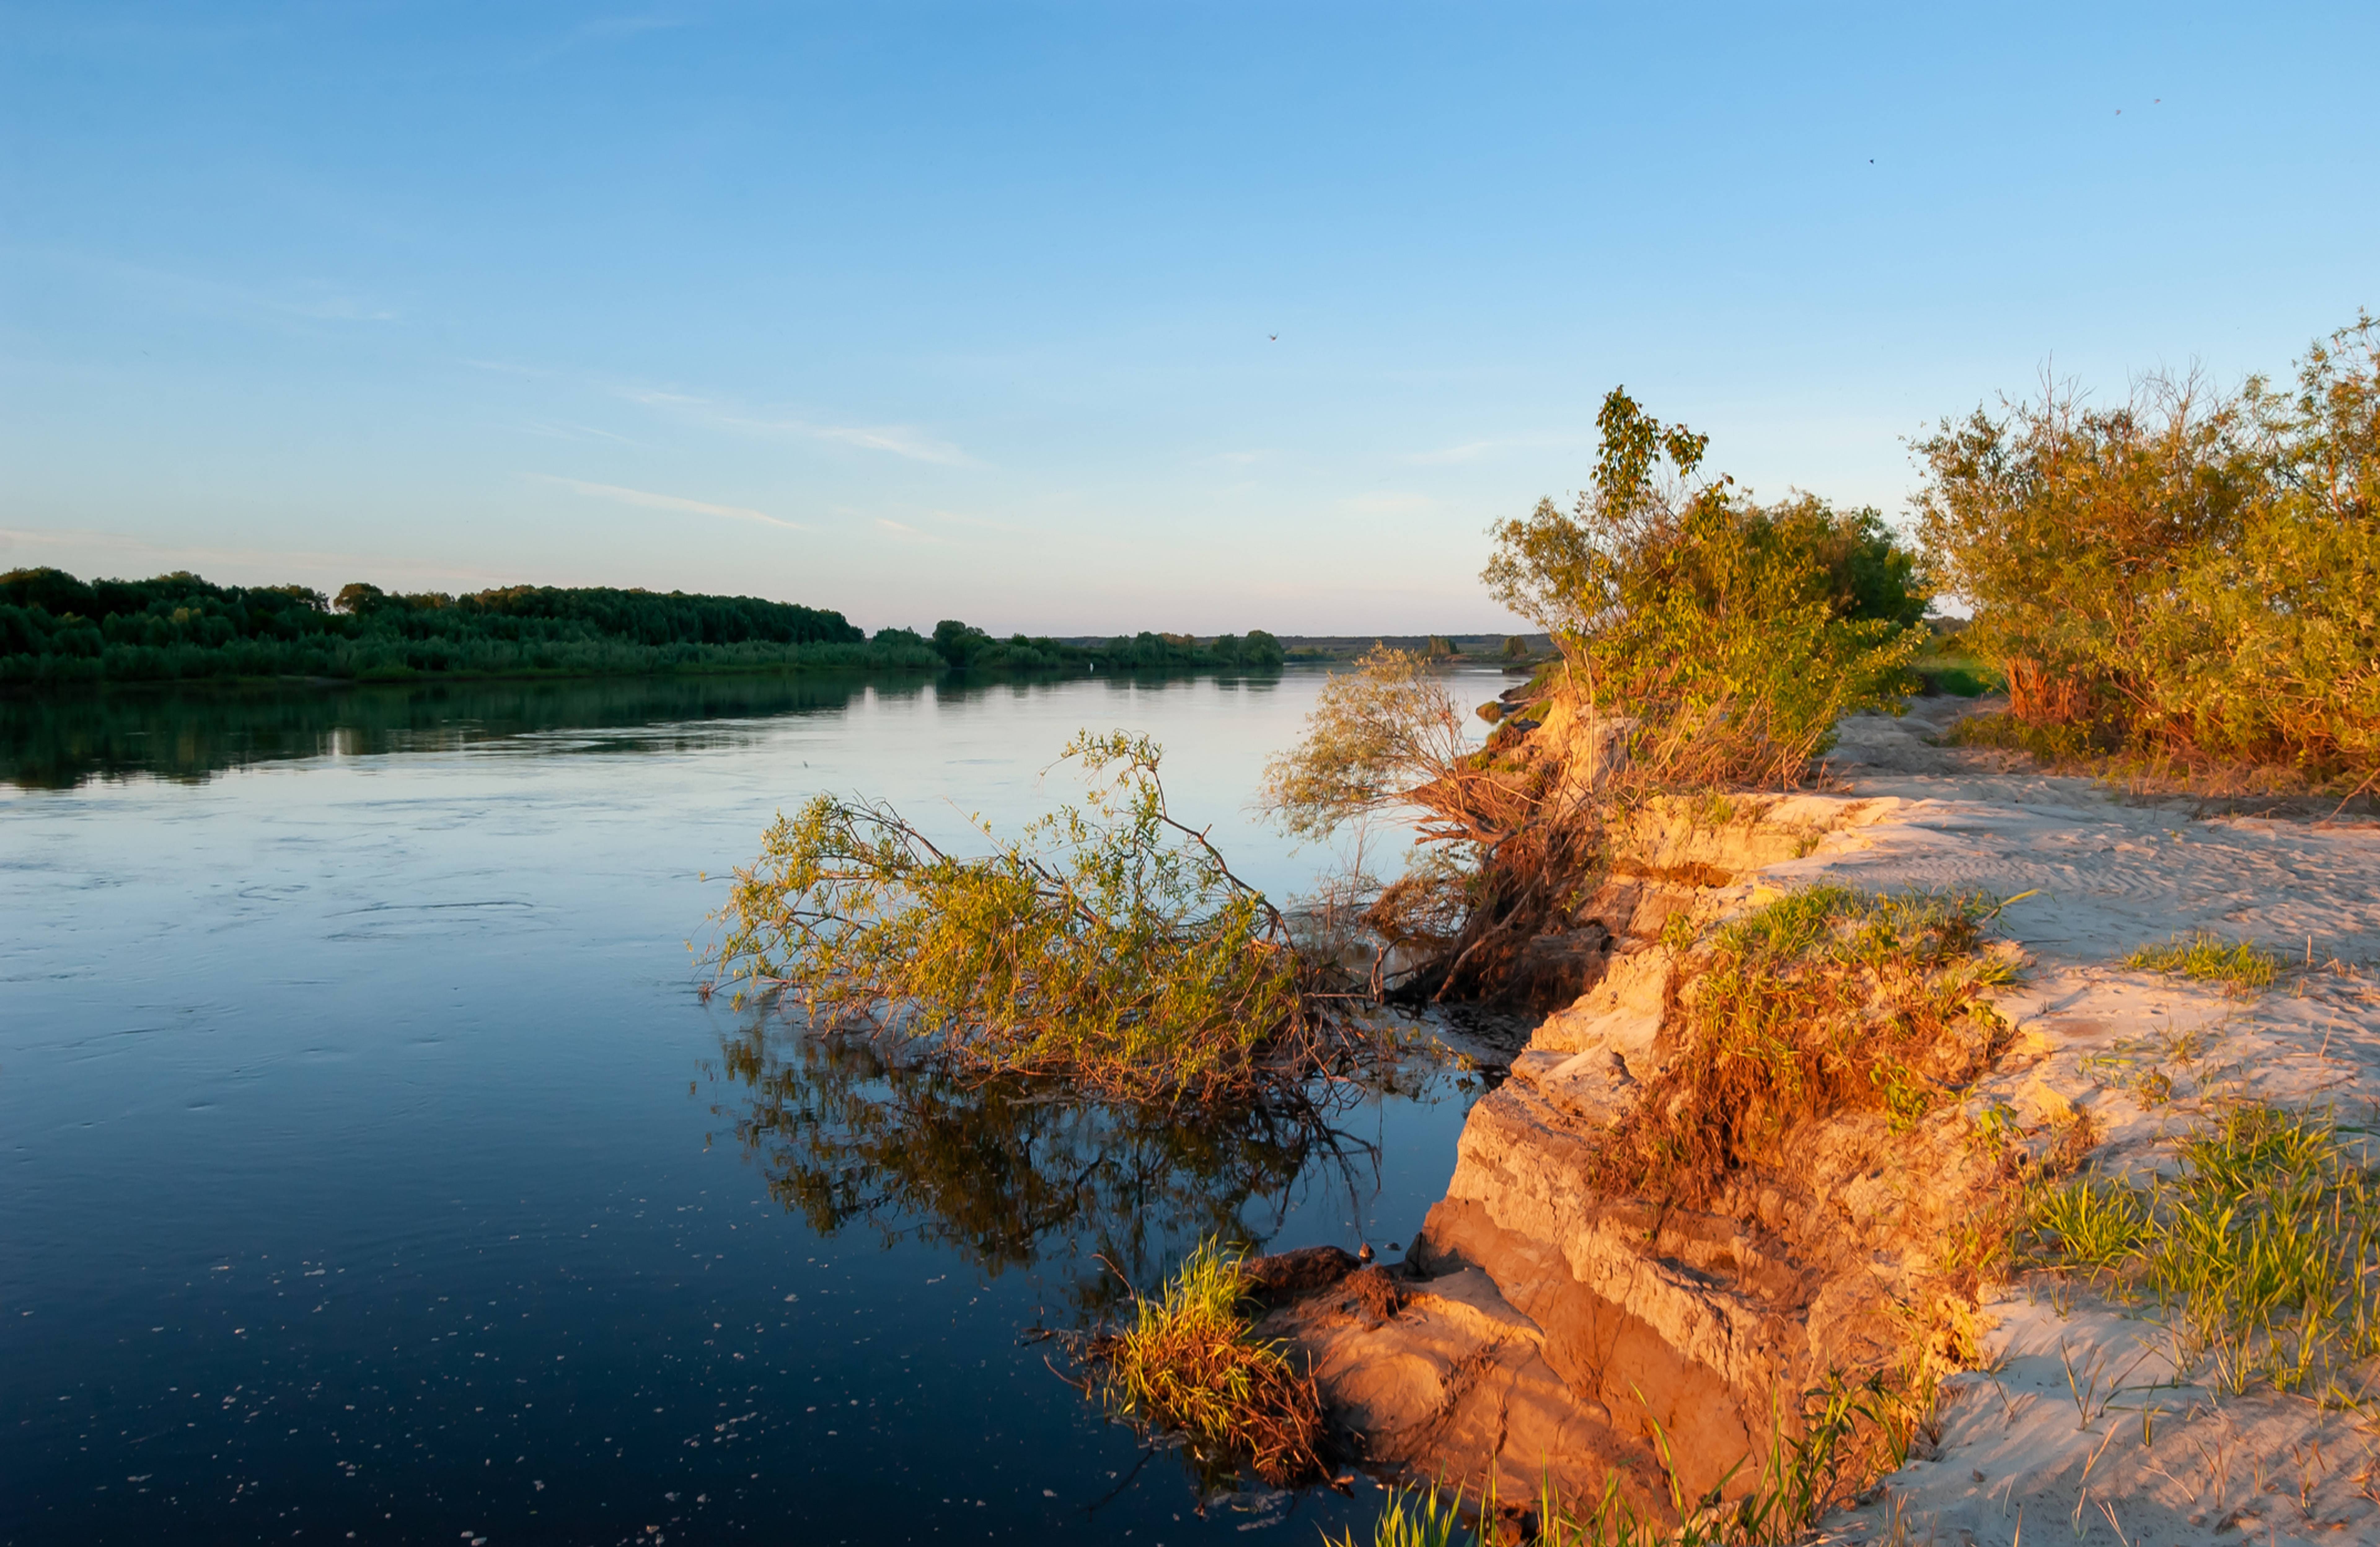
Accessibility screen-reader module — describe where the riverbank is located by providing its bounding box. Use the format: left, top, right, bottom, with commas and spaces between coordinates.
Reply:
1271, 695, 2380, 1540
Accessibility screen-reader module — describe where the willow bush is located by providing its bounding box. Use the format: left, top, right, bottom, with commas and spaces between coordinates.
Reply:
1483, 388, 1929, 789
708, 730, 1368, 1104
1261, 390, 1929, 1001
1916, 313, 2380, 783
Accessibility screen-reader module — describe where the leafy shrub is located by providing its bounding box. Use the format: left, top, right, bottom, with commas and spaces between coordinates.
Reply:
710, 731, 1366, 1103
1483, 389, 1930, 787
1260, 395, 1933, 1004
1261, 645, 1487, 844
1914, 314, 2380, 781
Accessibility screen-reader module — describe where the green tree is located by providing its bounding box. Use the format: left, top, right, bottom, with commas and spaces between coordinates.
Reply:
1483, 388, 1928, 783
1914, 313, 2380, 778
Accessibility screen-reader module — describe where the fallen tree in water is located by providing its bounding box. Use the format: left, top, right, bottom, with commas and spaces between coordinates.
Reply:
706, 729, 1382, 1106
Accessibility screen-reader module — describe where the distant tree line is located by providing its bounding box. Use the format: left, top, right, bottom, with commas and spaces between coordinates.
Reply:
916, 619, 1284, 673
0, 568, 1285, 686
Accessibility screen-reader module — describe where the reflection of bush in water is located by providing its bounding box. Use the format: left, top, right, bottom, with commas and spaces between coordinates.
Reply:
1, 673, 904, 789
710, 1023, 1367, 1318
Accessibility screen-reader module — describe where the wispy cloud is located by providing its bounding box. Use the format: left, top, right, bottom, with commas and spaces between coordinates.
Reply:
614, 386, 972, 466
462, 360, 971, 466
1339, 491, 1435, 515
577, 15, 686, 41
282, 287, 398, 322
517, 419, 638, 446
1212, 449, 1269, 467
461, 358, 972, 466
788, 419, 971, 465
28, 248, 401, 329
872, 518, 944, 544
930, 509, 1025, 535
542, 476, 802, 531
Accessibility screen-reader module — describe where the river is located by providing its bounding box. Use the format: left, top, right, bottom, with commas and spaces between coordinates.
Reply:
0, 667, 1509, 1545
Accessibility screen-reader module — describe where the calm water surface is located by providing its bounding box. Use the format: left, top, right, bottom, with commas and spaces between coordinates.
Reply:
1, 670, 1507, 1545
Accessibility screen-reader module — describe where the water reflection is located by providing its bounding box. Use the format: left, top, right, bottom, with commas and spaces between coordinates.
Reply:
0, 673, 905, 788
708, 1022, 1385, 1319
1, 667, 1289, 789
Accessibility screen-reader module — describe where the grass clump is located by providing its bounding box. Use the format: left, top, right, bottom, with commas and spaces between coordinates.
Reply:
2123, 932, 2284, 993
709, 729, 1372, 1105
2021, 1103, 2380, 1395
1594, 886, 2021, 1199
1086, 1238, 1324, 1484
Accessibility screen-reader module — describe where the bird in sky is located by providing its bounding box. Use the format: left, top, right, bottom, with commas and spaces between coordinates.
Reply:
1269, 333, 1278, 341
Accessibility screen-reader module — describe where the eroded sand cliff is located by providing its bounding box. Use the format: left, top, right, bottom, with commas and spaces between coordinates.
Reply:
1265, 697, 2380, 1541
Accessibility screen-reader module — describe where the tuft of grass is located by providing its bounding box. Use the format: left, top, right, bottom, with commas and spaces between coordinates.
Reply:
1087, 1238, 1325, 1484
2123, 932, 2283, 993
1595, 886, 2021, 1198
2020, 1104, 2380, 1396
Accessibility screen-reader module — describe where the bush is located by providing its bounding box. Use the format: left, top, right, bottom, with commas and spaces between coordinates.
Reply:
1257, 394, 1932, 1003
1483, 389, 1930, 787
709, 731, 1366, 1103
1914, 313, 2380, 782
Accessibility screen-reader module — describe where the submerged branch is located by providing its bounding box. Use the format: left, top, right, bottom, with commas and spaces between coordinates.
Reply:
706, 729, 1388, 1105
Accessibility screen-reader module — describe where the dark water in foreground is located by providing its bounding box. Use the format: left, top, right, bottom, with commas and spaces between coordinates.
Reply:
1, 670, 1505, 1545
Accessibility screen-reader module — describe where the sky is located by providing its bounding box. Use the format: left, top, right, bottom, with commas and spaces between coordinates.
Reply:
2, 3, 2374, 636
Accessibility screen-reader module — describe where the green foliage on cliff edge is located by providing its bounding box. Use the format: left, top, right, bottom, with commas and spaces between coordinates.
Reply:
1483, 388, 1930, 786
0, 567, 927, 683
1915, 312, 2380, 782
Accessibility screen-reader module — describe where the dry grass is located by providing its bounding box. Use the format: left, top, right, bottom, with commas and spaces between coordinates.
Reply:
1943, 709, 2378, 806
1593, 885, 2021, 1200
1086, 1238, 1325, 1484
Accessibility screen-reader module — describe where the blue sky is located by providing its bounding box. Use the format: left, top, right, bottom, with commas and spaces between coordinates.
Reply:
3, 3, 2373, 634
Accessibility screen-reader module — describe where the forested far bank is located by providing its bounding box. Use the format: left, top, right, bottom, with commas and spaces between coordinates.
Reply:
0, 569, 1294, 686
919, 618, 1284, 672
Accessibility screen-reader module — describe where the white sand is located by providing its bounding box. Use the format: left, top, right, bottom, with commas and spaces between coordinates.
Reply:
1776, 704, 2380, 1545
